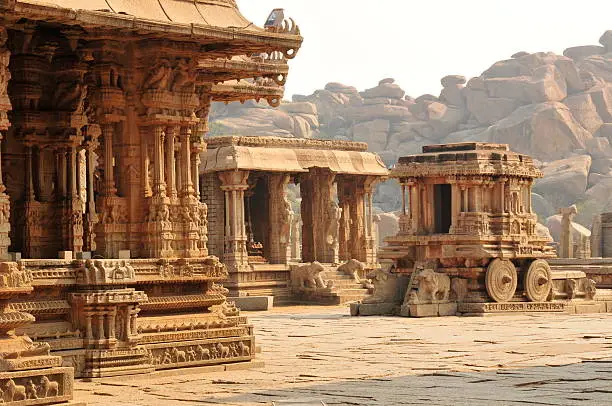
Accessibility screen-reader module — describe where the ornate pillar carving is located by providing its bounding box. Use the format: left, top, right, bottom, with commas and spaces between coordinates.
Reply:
84, 125, 100, 252
300, 168, 338, 263
268, 173, 291, 264
218, 170, 249, 272
165, 126, 177, 199
180, 127, 193, 197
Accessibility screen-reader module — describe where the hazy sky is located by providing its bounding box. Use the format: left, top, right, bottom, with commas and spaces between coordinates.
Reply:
237, 0, 612, 99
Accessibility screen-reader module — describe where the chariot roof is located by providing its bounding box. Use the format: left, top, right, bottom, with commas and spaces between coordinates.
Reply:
392, 142, 543, 179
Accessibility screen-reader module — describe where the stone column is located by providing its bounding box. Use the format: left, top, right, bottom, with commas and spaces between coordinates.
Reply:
85, 313, 93, 340
23, 143, 38, 258
102, 124, 117, 196
97, 313, 105, 340
218, 170, 249, 272
449, 181, 460, 234
180, 127, 194, 197
268, 173, 291, 264
153, 126, 166, 197
300, 168, 337, 263
363, 177, 378, 266
84, 127, 100, 253
591, 214, 602, 258
165, 126, 177, 199
559, 205, 578, 258
0, 133, 9, 259
410, 182, 420, 234
66, 144, 83, 254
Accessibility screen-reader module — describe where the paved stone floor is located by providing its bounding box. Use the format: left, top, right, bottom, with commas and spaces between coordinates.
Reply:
76, 306, 612, 405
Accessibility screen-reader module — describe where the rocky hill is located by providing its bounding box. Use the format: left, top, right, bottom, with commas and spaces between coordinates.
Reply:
210, 31, 612, 229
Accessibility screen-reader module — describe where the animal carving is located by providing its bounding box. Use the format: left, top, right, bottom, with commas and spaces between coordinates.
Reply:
195, 345, 210, 360
337, 259, 366, 283
171, 348, 186, 363
362, 267, 403, 304
584, 279, 597, 300
238, 342, 251, 356
39, 376, 59, 397
291, 261, 329, 290
216, 343, 230, 358
413, 269, 451, 304
4, 379, 26, 401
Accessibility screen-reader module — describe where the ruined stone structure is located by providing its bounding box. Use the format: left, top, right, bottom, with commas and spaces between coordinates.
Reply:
201, 136, 388, 301
353, 142, 609, 317
591, 212, 612, 258
0, 0, 303, 395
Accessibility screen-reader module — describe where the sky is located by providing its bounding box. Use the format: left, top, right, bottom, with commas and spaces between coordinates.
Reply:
237, 0, 612, 100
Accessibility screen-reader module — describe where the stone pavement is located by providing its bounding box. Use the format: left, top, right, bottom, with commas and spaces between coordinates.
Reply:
75, 306, 612, 405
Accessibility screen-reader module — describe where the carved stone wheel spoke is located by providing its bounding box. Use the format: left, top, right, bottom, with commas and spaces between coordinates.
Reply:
524, 259, 552, 302
485, 258, 518, 303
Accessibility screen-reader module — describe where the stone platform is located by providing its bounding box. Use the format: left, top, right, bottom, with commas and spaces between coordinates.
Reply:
74, 305, 612, 405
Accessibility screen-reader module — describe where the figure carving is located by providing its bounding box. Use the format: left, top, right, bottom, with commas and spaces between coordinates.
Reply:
566, 278, 577, 299
238, 342, 251, 356
161, 349, 172, 364
291, 261, 330, 290
52, 82, 87, 111
143, 59, 171, 90
0, 262, 33, 288
326, 201, 342, 257
25, 380, 37, 399
337, 259, 365, 283
0, 29, 11, 98
186, 347, 197, 362
171, 59, 197, 93
279, 197, 292, 245
411, 268, 451, 303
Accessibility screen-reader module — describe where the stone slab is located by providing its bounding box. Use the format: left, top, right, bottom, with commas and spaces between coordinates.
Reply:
58, 251, 72, 260
224, 360, 265, 371
230, 296, 274, 311
353, 302, 397, 316
573, 302, 607, 314
118, 250, 131, 259
458, 302, 568, 314
409, 303, 438, 317
75, 251, 92, 260
438, 302, 458, 316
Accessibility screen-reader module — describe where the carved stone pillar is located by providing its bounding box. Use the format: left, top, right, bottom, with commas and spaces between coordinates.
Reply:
84, 126, 100, 252
65, 144, 84, 253
180, 127, 194, 197
218, 170, 249, 272
153, 126, 166, 197
300, 168, 337, 263
102, 124, 117, 197
363, 177, 378, 267
268, 173, 291, 264
0, 132, 10, 259
165, 126, 177, 198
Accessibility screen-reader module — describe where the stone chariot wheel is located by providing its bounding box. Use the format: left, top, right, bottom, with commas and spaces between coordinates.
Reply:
524, 259, 552, 302
485, 258, 518, 303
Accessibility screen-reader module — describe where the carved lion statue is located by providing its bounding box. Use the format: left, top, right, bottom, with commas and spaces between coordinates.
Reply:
291, 261, 329, 290
337, 259, 365, 283
412, 268, 451, 304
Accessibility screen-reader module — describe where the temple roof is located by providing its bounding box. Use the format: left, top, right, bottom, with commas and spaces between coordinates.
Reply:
201, 136, 389, 176
392, 142, 543, 179
2, 0, 302, 52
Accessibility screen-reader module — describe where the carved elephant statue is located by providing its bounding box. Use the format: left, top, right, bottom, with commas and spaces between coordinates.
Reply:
412, 268, 451, 304
362, 268, 403, 304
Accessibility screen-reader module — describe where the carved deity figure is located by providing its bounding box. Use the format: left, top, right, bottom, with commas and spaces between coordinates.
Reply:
326, 200, 342, 255
142, 59, 172, 91
279, 197, 293, 245
0, 28, 10, 98
171, 59, 197, 93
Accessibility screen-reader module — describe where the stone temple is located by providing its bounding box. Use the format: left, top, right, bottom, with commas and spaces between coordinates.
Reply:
0, 0, 303, 404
